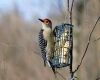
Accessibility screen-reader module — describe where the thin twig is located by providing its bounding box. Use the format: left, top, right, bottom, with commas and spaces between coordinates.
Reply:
67, 0, 69, 12
96, 77, 100, 80
69, 27, 74, 79
73, 16, 100, 73
70, 0, 75, 16
56, 71, 66, 80
67, 0, 70, 23
94, 37, 100, 42
69, 0, 74, 79
70, 0, 74, 24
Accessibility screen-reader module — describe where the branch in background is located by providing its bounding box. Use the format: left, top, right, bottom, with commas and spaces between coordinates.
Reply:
56, 71, 66, 80
67, 0, 69, 12
96, 77, 100, 80
70, 0, 74, 24
68, 0, 75, 79
94, 37, 100, 42
73, 16, 100, 73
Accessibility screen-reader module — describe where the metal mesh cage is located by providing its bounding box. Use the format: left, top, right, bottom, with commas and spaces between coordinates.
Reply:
50, 23, 73, 68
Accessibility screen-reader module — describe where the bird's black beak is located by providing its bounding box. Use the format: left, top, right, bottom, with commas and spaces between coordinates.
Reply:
38, 19, 44, 22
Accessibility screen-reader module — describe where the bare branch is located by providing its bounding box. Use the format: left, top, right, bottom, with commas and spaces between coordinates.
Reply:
70, 0, 75, 16
67, 0, 69, 12
56, 71, 66, 80
96, 77, 100, 80
73, 16, 100, 73
70, 0, 74, 24
94, 37, 100, 42
68, 0, 75, 79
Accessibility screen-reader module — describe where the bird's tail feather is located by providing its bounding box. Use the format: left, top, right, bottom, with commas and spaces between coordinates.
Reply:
48, 60, 56, 76
44, 60, 46, 67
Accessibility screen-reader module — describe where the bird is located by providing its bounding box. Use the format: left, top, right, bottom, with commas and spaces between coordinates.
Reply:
38, 18, 56, 74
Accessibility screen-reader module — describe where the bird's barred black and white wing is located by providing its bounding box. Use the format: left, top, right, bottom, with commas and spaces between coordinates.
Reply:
38, 29, 47, 66
38, 29, 56, 74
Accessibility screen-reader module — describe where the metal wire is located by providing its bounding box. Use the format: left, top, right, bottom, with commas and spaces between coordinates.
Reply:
51, 23, 73, 68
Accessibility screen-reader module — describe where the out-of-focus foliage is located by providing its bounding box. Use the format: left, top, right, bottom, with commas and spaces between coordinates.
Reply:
0, 6, 68, 80
0, 0, 100, 80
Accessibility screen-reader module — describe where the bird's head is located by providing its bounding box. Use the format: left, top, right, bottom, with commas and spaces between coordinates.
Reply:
38, 18, 52, 30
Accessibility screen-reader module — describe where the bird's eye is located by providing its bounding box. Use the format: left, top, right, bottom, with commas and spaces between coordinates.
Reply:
45, 21, 49, 23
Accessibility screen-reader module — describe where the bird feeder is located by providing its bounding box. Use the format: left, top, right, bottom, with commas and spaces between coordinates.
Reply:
50, 23, 73, 68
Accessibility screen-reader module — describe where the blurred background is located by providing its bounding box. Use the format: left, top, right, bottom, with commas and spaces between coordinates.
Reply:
0, 0, 100, 80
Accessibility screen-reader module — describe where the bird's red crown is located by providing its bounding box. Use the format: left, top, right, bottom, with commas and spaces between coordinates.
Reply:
39, 18, 52, 28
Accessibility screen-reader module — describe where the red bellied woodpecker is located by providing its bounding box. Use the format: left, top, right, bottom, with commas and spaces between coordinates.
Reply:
38, 18, 56, 74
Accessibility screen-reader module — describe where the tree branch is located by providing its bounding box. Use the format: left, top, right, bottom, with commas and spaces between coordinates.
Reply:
96, 77, 100, 80
56, 71, 66, 80
73, 16, 100, 73
70, 0, 74, 24
67, 0, 69, 12
94, 37, 100, 42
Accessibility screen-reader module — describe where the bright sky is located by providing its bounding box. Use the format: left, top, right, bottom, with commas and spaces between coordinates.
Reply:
0, 0, 63, 21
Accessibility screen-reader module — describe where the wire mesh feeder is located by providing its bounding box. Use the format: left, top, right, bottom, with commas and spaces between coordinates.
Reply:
50, 23, 73, 68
